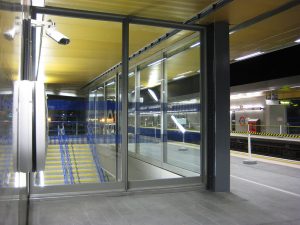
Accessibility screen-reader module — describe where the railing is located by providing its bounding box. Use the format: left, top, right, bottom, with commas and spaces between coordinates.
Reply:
231, 124, 300, 138
57, 124, 74, 184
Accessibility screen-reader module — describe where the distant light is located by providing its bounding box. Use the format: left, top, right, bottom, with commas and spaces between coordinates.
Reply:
147, 89, 158, 102
106, 81, 115, 86
128, 72, 134, 77
171, 115, 186, 133
280, 100, 290, 105
235, 51, 264, 61
48, 117, 52, 122
295, 38, 300, 43
147, 58, 166, 67
230, 91, 264, 100
290, 85, 300, 89
190, 42, 200, 48
58, 91, 77, 97
229, 31, 235, 35
173, 75, 185, 81
173, 70, 192, 80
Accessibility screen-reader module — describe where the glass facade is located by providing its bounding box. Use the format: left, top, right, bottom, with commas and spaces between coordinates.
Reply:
33, 22, 202, 190
127, 30, 201, 181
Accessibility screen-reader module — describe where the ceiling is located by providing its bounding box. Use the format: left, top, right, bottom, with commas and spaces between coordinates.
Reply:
1, 0, 300, 92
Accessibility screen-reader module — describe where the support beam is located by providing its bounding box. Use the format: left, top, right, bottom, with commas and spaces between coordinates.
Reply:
32, 6, 203, 31
121, 19, 129, 190
205, 22, 230, 192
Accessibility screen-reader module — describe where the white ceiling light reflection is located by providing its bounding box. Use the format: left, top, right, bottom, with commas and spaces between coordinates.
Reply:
235, 51, 264, 61
148, 89, 158, 102
147, 69, 160, 87
147, 58, 166, 67
190, 42, 200, 48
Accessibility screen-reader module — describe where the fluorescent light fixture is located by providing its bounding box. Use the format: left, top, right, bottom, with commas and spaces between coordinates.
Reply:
147, 58, 166, 67
235, 51, 264, 61
173, 75, 185, 81
295, 38, 300, 43
230, 104, 264, 110
230, 91, 264, 100
229, 31, 235, 35
58, 91, 77, 97
173, 71, 193, 80
190, 42, 200, 48
147, 89, 158, 102
128, 72, 134, 77
171, 115, 186, 133
106, 81, 115, 86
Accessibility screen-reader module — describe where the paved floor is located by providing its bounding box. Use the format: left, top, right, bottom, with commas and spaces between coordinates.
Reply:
28, 156, 300, 225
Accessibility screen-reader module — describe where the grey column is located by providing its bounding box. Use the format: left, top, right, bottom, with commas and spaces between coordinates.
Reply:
121, 19, 129, 190
205, 22, 230, 192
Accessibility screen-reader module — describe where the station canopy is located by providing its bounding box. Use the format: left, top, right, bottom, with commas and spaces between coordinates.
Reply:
0, 0, 299, 90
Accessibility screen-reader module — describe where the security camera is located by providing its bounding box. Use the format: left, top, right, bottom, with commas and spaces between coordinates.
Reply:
46, 27, 70, 45
3, 17, 21, 41
3, 28, 17, 40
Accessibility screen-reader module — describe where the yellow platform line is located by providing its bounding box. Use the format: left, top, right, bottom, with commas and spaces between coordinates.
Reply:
231, 150, 300, 168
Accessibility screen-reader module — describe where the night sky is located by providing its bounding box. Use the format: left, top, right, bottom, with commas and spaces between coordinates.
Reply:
230, 44, 300, 86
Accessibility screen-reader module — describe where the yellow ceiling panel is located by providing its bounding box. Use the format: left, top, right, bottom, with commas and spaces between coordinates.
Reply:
37, 0, 300, 90
45, 0, 213, 22
198, 0, 291, 26
230, 5, 300, 60
40, 15, 171, 85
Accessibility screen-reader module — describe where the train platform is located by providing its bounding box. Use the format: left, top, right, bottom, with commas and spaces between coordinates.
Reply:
29, 154, 300, 225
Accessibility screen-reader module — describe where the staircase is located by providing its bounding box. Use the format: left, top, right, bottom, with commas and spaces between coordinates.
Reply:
0, 145, 14, 187
42, 143, 102, 185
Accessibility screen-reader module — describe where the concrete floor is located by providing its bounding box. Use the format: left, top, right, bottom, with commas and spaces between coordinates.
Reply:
28, 156, 300, 225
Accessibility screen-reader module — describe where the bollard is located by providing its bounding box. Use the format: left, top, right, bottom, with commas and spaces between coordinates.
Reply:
243, 124, 257, 165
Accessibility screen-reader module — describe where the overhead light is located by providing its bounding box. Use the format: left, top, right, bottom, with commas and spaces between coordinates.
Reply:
106, 81, 115, 86
295, 38, 300, 43
171, 115, 186, 134
128, 72, 134, 77
190, 42, 200, 48
147, 89, 158, 102
173, 76, 185, 81
147, 58, 166, 67
290, 85, 300, 88
230, 91, 264, 100
229, 31, 235, 35
235, 51, 264, 61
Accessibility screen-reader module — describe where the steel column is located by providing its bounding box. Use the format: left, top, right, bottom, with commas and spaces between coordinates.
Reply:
205, 22, 230, 192
121, 19, 129, 190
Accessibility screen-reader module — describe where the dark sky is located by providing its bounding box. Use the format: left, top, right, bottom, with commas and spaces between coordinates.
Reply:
230, 44, 300, 86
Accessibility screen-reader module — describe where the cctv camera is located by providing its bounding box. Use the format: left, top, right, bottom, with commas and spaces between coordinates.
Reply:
46, 27, 70, 45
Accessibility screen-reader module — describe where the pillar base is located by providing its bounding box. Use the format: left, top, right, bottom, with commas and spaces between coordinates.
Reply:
243, 159, 257, 165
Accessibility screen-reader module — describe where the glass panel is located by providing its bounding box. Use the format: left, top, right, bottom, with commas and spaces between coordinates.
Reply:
139, 60, 162, 162
166, 38, 201, 174
129, 24, 201, 181
0, 4, 28, 225
128, 71, 136, 153
34, 18, 122, 187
